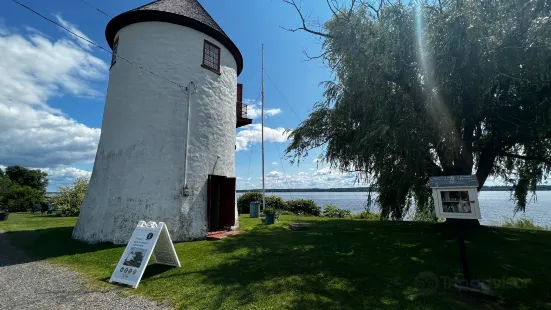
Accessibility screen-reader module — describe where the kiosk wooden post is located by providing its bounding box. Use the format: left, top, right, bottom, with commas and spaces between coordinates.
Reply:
428, 175, 492, 295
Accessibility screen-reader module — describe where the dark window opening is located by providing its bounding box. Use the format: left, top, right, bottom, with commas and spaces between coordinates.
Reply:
202, 40, 221, 74
111, 37, 119, 68
440, 191, 472, 213
207, 175, 236, 231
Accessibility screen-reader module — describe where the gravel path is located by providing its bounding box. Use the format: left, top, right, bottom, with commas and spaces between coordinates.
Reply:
0, 229, 170, 310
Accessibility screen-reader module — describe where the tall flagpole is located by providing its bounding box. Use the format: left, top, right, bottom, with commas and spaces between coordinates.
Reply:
261, 44, 266, 211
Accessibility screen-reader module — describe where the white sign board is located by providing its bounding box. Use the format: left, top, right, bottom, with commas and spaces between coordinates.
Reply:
429, 176, 481, 220
109, 221, 180, 288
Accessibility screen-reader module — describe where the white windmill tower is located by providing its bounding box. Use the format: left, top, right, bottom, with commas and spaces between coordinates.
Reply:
72, 0, 252, 244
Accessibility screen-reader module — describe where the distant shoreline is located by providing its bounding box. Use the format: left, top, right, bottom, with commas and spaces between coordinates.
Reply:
237, 186, 551, 193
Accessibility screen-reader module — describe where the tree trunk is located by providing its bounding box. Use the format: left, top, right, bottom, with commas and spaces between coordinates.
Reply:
476, 148, 498, 191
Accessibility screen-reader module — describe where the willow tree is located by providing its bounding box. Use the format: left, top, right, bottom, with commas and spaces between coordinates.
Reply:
284, 0, 551, 219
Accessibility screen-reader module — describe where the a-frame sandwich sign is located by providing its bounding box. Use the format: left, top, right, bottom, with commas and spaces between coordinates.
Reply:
109, 221, 180, 288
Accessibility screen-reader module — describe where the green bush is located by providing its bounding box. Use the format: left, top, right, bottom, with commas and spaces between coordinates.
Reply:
50, 177, 88, 217
502, 218, 548, 230
263, 207, 280, 222
3, 184, 44, 212
350, 211, 380, 220
0, 177, 13, 208
323, 204, 351, 218
0, 166, 49, 212
285, 199, 321, 216
265, 195, 286, 210
263, 207, 279, 215
4, 165, 48, 193
237, 191, 263, 214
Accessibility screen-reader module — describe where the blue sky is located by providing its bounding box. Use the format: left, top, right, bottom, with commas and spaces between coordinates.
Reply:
0, 0, 367, 191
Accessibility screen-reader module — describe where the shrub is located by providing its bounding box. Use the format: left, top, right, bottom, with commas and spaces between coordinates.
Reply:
263, 207, 279, 215
265, 195, 286, 211
285, 199, 321, 216
4, 165, 48, 193
0, 176, 11, 199
237, 191, 263, 214
51, 177, 88, 217
263, 207, 280, 222
323, 204, 351, 218
350, 211, 380, 220
502, 218, 548, 230
3, 184, 44, 212
0, 177, 13, 210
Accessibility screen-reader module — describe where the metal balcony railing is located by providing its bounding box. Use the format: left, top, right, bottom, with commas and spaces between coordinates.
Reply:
237, 103, 248, 119
236, 101, 252, 128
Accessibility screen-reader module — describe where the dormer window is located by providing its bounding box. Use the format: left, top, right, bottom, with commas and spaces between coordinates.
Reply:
202, 40, 220, 74
111, 37, 119, 68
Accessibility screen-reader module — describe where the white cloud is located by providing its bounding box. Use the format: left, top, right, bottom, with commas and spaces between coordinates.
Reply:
314, 167, 331, 176
272, 162, 278, 165
267, 170, 284, 178
43, 166, 92, 190
54, 15, 93, 51
0, 26, 106, 111
238, 168, 360, 190
313, 158, 322, 163
46, 166, 91, 179
236, 124, 290, 151
0, 103, 100, 167
243, 99, 282, 119
0, 164, 91, 192
0, 21, 107, 188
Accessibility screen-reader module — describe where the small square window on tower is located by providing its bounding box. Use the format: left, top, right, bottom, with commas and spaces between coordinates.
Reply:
202, 40, 221, 74
111, 37, 119, 68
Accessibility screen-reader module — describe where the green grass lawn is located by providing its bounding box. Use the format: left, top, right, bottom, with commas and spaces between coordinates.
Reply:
2, 213, 551, 309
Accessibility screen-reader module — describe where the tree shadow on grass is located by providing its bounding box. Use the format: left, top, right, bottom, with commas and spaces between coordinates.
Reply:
178, 220, 551, 310
4, 215, 551, 309
0, 226, 118, 267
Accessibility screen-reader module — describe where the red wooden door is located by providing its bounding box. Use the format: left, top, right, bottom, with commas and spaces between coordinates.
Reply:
220, 177, 236, 227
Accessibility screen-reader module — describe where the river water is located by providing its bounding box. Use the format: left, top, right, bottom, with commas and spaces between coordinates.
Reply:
238, 191, 551, 227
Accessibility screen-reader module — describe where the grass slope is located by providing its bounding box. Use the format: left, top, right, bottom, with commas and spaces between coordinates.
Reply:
1, 213, 551, 309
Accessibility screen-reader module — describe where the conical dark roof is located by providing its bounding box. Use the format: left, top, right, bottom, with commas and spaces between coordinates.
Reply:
105, 0, 243, 75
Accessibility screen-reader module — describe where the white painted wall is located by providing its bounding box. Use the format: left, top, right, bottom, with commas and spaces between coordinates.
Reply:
72, 21, 239, 244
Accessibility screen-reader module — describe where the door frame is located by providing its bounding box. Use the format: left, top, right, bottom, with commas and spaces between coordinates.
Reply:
207, 175, 236, 231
